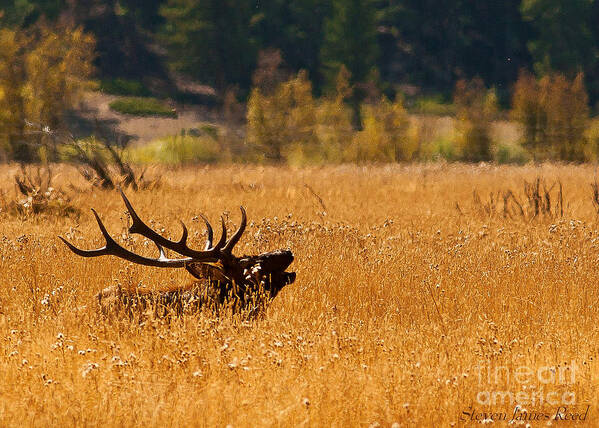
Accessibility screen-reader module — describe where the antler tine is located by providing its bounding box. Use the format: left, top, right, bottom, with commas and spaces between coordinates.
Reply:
213, 216, 227, 250
222, 206, 247, 255
178, 220, 189, 246
199, 214, 213, 250
118, 188, 219, 260
59, 209, 191, 268
59, 234, 110, 258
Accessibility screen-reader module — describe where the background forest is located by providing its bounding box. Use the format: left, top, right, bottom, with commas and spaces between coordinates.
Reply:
1, 0, 599, 165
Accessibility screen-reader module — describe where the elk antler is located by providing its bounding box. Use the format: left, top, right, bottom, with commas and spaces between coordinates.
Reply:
59, 189, 247, 268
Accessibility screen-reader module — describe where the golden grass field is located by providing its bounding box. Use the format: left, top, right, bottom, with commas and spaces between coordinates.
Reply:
1, 163, 599, 426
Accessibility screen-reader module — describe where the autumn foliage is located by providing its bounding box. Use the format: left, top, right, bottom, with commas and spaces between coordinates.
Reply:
511, 71, 589, 161
0, 24, 95, 161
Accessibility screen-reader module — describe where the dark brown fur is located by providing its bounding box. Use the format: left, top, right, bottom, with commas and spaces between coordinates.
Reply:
97, 250, 295, 316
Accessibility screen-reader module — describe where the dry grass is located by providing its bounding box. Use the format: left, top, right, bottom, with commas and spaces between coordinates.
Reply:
1, 163, 599, 426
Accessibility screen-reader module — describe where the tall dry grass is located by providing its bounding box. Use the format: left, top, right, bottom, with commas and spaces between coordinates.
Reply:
0, 163, 598, 426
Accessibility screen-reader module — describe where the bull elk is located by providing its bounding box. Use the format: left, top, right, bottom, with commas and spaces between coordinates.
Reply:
60, 190, 296, 315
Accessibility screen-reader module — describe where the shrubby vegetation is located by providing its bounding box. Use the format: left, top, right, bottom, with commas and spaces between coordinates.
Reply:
243, 70, 595, 165
1, 164, 80, 219
452, 78, 498, 162
348, 97, 413, 163
0, 24, 95, 161
128, 135, 225, 164
247, 69, 413, 165
108, 97, 177, 118
247, 71, 318, 162
108, 70, 597, 166
512, 71, 590, 161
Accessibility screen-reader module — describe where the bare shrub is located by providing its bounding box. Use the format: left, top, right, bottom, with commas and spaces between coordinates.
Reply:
522, 177, 564, 219
0, 165, 79, 219
62, 137, 160, 191
472, 177, 563, 220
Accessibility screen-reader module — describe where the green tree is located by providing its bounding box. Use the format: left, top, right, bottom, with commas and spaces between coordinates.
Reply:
160, 0, 257, 96
120, 0, 166, 31
321, 0, 378, 86
320, 0, 378, 125
377, 0, 530, 99
252, 0, 332, 93
0, 0, 65, 28
521, 0, 595, 76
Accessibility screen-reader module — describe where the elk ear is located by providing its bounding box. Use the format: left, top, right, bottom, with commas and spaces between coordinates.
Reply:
185, 262, 230, 282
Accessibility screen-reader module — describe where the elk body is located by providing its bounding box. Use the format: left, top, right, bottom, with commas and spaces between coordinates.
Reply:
60, 190, 296, 316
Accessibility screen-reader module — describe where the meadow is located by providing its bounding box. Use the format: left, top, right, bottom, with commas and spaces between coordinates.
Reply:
1, 163, 598, 426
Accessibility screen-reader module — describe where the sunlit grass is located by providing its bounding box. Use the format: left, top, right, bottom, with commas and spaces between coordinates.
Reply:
0, 163, 597, 426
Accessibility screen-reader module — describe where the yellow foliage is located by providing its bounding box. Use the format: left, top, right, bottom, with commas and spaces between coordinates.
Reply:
584, 119, 599, 162
453, 78, 497, 162
24, 25, 95, 128
248, 70, 355, 165
347, 96, 413, 163
0, 25, 95, 161
288, 68, 353, 165
247, 71, 317, 162
0, 29, 26, 133
334, 65, 352, 103
512, 71, 589, 161
247, 68, 417, 165
308, 98, 353, 163
511, 71, 542, 150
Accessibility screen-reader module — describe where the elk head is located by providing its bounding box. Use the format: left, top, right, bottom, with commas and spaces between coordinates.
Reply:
59, 190, 295, 314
